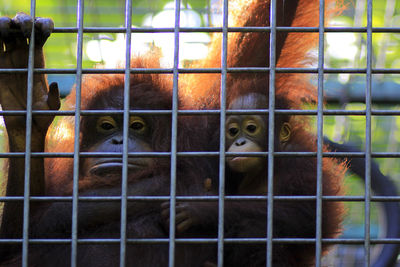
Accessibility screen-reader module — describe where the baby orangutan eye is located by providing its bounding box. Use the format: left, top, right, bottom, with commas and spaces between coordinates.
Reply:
228, 127, 239, 137
246, 124, 257, 133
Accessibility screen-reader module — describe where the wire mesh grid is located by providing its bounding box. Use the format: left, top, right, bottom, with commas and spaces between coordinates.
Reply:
0, 0, 399, 267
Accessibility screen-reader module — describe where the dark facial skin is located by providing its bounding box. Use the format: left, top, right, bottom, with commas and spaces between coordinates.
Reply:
226, 93, 268, 175
81, 115, 154, 177
226, 114, 266, 173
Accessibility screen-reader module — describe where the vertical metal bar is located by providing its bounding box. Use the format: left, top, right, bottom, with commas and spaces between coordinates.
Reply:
217, 0, 229, 265
266, 0, 277, 266
21, 1, 37, 266
315, 0, 326, 266
71, 0, 85, 265
364, 0, 373, 265
120, 0, 133, 266
168, 0, 181, 266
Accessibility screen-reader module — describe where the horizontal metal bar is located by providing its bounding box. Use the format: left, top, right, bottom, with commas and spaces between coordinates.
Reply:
1, 237, 399, 245
0, 152, 171, 158
266, 238, 400, 245
222, 238, 400, 245
1, 151, 400, 159
0, 110, 172, 116
1, 195, 399, 203
1, 67, 399, 74
47, 26, 400, 34
0, 68, 174, 74
2, 109, 400, 116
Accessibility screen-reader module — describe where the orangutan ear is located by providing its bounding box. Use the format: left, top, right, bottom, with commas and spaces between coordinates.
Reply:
279, 122, 292, 143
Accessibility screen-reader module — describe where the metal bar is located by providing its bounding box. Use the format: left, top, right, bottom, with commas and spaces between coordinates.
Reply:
267, 0, 277, 265
1, 237, 400, 245
315, 0, 326, 265
217, 0, 229, 265
4, 108, 400, 116
1, 195, 400, 202
364, 0, 373, 265
70, 0, 85, 265
3, 66, 400, 74
168, 0, 182, 265
6, 150, 400, 158
5, 108, 400, 116
120, 0, 133, 265
21, 1, 38, 266
45, 26, 400, 34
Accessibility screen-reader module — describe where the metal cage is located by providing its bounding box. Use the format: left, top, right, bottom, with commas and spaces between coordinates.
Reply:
0, 0, 399, 266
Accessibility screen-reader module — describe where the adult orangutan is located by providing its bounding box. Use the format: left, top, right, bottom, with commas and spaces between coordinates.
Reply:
0, 13, 216, 267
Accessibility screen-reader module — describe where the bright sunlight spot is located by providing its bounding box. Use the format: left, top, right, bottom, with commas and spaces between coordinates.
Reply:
85, 2, 210, 67
326, 32, 358, 61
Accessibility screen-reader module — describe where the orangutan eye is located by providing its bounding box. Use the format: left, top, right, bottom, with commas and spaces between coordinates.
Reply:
131, 121, 144, 130
129, 116, 147, 134
96, 116, 117, 133
244, 119, 261, 136
228, 127, 239, 137
246, 124, 257, 133
101, 122, 115, 130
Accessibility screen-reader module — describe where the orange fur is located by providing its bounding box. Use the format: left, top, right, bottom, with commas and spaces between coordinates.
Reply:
180, 0, 341, 110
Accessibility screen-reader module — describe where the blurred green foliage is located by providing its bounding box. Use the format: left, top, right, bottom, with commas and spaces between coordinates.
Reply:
1, 0, 209, 68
